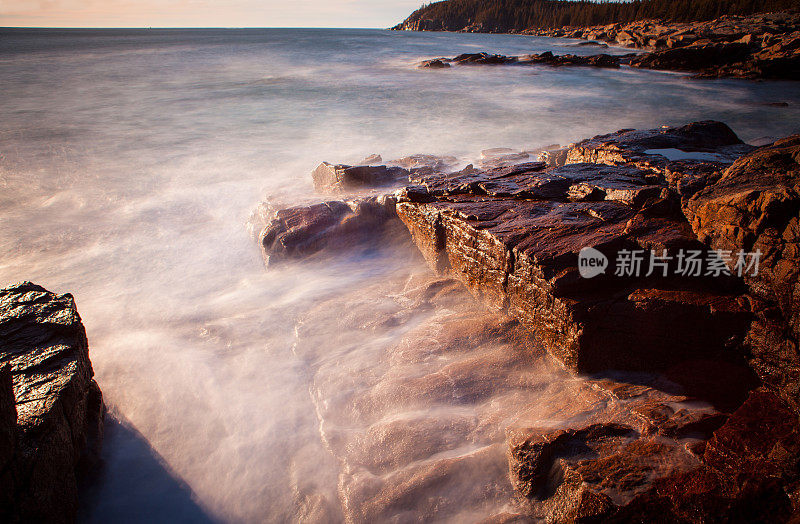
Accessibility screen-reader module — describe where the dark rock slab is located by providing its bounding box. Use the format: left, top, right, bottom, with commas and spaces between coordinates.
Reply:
417, 58, 450, 69
452, 52, 518, 65
416, 51, 624, 70
0, 282, 104, 523
518, 50, 621, 68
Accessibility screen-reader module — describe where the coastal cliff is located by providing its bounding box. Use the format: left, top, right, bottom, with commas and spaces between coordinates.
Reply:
261, 122, 800, 521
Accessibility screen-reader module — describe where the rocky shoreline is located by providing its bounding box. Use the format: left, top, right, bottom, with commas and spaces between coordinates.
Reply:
0, 282, 104, 523
405, 11, 800, 79
262, 121, 800, 521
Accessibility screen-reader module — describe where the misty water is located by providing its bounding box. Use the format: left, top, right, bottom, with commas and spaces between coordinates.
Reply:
2, 28, 800, 522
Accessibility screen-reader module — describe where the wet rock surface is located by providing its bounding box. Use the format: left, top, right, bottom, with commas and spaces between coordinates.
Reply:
292, 267, 724, 523
260, 196, 404, 265
530, 12, 800, 79
312, 162, 409, 192
0, 282, 104, 523
395, 122, 754, 376
263, 120, 800, 522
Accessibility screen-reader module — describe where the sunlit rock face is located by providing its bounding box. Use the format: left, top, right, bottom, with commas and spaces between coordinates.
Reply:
685, 134, 800, 414
0, 282, 104, 523
395, 122, 755, 375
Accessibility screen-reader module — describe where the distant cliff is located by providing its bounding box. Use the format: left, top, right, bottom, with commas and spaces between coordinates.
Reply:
392, 0, 799, 33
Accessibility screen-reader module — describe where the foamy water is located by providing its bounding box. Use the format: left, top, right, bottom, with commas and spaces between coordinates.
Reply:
1, 28, 800, 522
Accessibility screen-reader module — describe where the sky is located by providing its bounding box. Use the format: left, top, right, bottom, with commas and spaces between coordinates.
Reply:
0, 0, 426, 28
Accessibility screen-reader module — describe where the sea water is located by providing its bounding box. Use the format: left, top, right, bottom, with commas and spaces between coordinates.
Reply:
1, 28, 799, 522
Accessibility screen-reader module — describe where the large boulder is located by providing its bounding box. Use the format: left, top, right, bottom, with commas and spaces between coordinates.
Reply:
0, 282, 104, 523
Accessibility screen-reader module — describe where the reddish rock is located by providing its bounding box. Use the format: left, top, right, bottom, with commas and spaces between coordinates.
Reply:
523, 12, 800, 79
508, 422, 702, 522
395, 127, 753, 373
260, 196, 403, 264
610, 390, 799, 523
312, 162, 409, 192
685, 135, 800, 412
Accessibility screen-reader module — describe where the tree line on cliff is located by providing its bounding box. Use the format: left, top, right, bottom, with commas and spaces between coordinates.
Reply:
395, 0, 798, 31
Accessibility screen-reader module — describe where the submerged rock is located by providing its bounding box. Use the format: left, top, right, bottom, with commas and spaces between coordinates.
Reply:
417, 58, 450, 69
260, 196, 403, 265
508, 422, 699, 521
0, 282, 104, 523
518, 51, 622, 68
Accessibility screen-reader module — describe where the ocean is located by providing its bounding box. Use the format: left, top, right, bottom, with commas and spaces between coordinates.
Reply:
1, 28, 799, 522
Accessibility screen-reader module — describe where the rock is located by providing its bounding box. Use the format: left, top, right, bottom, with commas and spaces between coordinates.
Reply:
359, 153, 383, 165
508, 388, 797, 522
386, 153, 459, 173
261, 196, 403, 264
0, 282, 104, 523
518, 51, 621, 68
451, 52, 517, 65
311, 162, 409, 192
518, 12, 800, 79
684, 135, 800, 412
0, 366, 17, 522
414, 51, 622, 70
417, 58, 450, 69
572, 40, 609, 48
611, 389, 799, 523
560, 121, 754, 203
508, 421, 701, 522
630, 41, 752, 73
272, 121, 800, 521
395, 125, 754, 373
